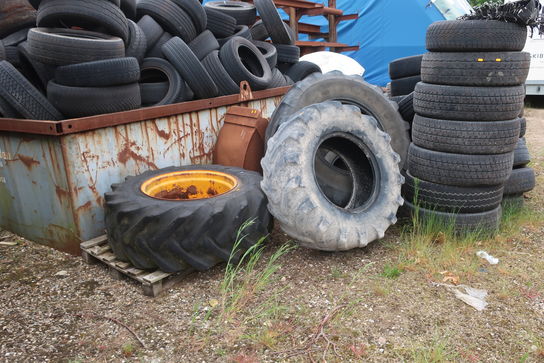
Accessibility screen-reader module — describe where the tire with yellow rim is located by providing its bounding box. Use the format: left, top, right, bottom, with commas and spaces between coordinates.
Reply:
104, 165, 271, 272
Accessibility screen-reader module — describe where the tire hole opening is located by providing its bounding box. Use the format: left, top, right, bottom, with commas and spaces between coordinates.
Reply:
238, 45, 264, 77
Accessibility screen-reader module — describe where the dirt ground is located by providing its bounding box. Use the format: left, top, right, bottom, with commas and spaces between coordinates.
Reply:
1, 104, 543, 363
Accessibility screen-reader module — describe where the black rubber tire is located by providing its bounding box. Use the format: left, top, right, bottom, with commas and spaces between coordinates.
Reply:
251, 40, 277, 68
0, 41, 5, 61
413, 82, 525, 121
171, 0, 207, 34
5, 46, 20, 67
27, 28, 125, 66
136, 0, 197, 42
162, 36, 218, 99
513, 138, 531, 168
140, 57, 184, 106
104, 165, 271, 272
37, 0, 129, 43
0, 95, 22, 118
261, 101, 404, 251
0, 60, 62, 120
220, 36, 272, 91
47, 80, 141, 118
137, 15, 163, 52
426, 20, 527, 52
390, 75, 420, 97
398, 92, 415, 123
201, 50, 239, 96
389, 54, 423, 80
55, 57, 140, 87
254, 0, 292, 44
146, 32, 171, 59
405, 201, 501, 235
421, 51, 531, 87
314, 149, 353, 207
519, 117, 526, 137
217, 25, 251, 46
205, 1, 256, 26
268, 67, 288, 88
2, 28, 31, 47
140, 81, 168, 106
189, 30, 219, 61
274, 43, 300, 64
126, 20, 147, 63
266, 71, 410, 168
205, 7, 237, 38
17, 41, 56, 90
408, 143, 514, 187
402, 170, 503, 213
411, 115, 520, 155
120, 0, 137, 20
503, 167, 535, 195
285, 60, 321, 82
250, 19, 268, 41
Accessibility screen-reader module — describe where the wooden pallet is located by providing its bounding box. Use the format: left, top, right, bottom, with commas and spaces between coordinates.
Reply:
80, 235, 193, 297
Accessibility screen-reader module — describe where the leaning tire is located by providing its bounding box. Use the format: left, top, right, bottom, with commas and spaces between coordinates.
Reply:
389, 54, 423, 79
205, 1, 256, 26
274, 44, 300, 64
414, 82, 525, 121
0, 60, 62, 120
421, 51, 531, 87
136, 0, 197, 42
27, 28, 125, 66
249, 19, 268, 41
397, 92, 415, 123
171, 0, 207, 34
139, 57, 184, 106
254, 0, 293, 44
266, 71, 410, 168
503, 167, 535, 195
513, 138, 531, 168
201, 50, 239, 96
126, 20, 147, 63
426, 20, 527, 52
405, 201, 501, 234
402, 170, 503, 213
189, 30, 219, 61
54, 57, 140, 87
252, 40, 277, 69
36, 0, 129, 43
261, 101, 404, 251
137, 15, 164, 52
411, 115, 520, 155
47, 80, 141, 118
205, 7, 237, 38
408, 143, 514, 187
519, 117, 526, 137
104, 165, 271, 272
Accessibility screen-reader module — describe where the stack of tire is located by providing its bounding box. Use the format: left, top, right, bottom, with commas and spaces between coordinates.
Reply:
387, 55, 423, 126
0, 0, 321, 120
404, 20, 530, 233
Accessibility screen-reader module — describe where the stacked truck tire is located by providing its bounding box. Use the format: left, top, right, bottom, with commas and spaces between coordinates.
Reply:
0, 0, 321, 120
404, 19, 533, 233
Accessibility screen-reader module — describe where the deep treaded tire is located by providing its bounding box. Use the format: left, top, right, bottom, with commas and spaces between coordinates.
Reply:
47, 81, 141, 118
0, 61, 62, 120
250, 20, 268, 41
503, 167, 535, 195
37, 0, 129, 43
398, 92, 415, 123
426, 20, 527, 52
202, 50, 239, 96
513, 138, 530, 168
137, 15, 163, 51
266, 71, 410, 168
421, 52, 531, 86
254, 0, 293, 44
27, 28, 125, 66
171, 0, 207, 33
55, 57, 140, 87
405, 201, 501, 234
137, 0, 197, 42
205, 7, 237, 38
519, 117, 526, 137
389, 54, 423, 80
408, 143, 513, 187
414, 82, 525, 121
162, 36, 218, 99
274, 44, 300, 64
126, 20, 147, 63
220, 36, 272, 91
411, 115, 520, 155
262, 101, 404, 251
402, 170, 503, 213
104, 165, 271, 272
189, 30, 219, 61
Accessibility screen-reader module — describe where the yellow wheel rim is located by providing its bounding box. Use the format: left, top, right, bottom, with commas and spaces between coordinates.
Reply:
140, 170, 238, 200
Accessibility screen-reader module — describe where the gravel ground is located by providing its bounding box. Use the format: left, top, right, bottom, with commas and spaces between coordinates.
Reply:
0, 107, 543, 363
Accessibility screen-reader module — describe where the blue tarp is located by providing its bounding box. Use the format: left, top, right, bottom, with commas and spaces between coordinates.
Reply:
295, 0, 446, 86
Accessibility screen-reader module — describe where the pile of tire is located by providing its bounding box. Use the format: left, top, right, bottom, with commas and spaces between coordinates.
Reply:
0, 0, 322, 120
404, 19, 533, 233
387, 55, 424, 127
261, 73, 409, 251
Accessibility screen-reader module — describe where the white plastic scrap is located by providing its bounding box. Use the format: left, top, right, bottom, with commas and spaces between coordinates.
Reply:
433, 283, 489, 311
476, 250, 499, 265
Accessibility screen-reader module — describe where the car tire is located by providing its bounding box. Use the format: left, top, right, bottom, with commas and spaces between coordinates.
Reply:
55, 57, 140, 87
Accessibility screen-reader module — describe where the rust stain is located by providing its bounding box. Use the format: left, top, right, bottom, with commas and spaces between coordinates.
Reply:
31, 181, 37, 185
152, 120, 171, 140
17, 154, 40, 169
55, 185, 70, 200
75, 201, 92, 213
118, 140, 158, 170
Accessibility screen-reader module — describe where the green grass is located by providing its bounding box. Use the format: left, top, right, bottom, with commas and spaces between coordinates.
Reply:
382, 263, 402, 279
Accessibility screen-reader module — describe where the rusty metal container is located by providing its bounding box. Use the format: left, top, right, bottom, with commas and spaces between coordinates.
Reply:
0, 85, 288, 254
